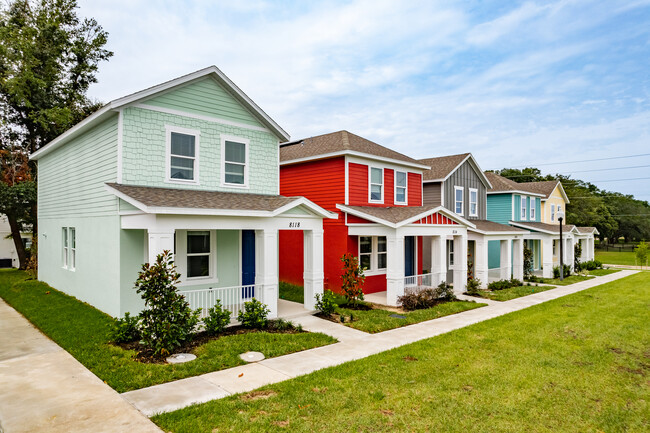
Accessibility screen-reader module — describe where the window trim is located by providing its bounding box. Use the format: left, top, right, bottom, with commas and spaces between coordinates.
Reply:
448, 239, 454, 267
368, 166, 384, 204
220, 134, 250, 188
394, 170, 408, 205
468, 187, 478, 217
62, 227, 68, 269
165, 125, 201, 185
176, 229, 218, 285
520, 195, 527, 220
454, 186, 464, 216
551, 204, 556, 222
358, 236, 387, 276
62, 227, 75, 271
530, 197, 536, 220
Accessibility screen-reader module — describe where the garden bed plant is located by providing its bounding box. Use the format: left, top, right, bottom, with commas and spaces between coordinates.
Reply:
466, 277, 555, 302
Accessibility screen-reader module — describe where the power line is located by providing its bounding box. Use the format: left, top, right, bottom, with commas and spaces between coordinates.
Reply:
590, 177, 650, 183
493, 164, 650, 178
493, 152, 650, 169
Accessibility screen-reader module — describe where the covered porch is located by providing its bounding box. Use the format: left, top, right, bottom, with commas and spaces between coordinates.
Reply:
511, 221, 578, 278
575, 227, 599, 262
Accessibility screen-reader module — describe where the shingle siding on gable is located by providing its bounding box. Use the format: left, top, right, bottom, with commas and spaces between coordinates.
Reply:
121, 107, 278, 195
443, 160, 486, 219
487, 194, 512, 224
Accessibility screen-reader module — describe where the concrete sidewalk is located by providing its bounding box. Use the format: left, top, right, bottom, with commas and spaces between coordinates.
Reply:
122, 270, 636, 416
0, 299, 162, 433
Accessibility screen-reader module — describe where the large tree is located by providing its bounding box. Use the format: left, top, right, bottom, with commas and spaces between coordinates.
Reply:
0, 0, 112, 268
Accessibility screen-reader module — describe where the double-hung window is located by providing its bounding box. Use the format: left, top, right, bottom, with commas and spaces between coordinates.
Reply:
469, 188, 478, 217
167, 126, 200, 183
186, 231, 211, 278
369, 167, 383, 202
62, 227, 75, 270
454, 186, 464, 215
394, 171, 407, 204
221, 136, 249, 187
530, 197, 536, 220
551, 204, 556, 222
521, 196, 527, 220
359, 236, 387, 273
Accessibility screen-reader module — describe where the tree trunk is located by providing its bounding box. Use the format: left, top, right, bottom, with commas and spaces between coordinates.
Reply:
7, 214, 27, 270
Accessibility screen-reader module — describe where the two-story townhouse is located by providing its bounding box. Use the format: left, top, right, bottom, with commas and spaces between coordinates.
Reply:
418, 154, 527, 287
278, 131, 473, 306
31, 66, 336, 319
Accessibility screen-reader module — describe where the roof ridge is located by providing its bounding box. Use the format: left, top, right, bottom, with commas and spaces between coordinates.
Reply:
341, 130, 350, 149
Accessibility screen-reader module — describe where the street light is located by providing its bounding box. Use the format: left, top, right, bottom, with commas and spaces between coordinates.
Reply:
557, 210, 565, 281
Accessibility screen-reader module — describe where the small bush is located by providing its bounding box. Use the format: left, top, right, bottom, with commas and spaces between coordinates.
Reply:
525, 275, 543, 283
398, 282, 457, 311
315, 290, 338, 316
111, 312, 140, 343
237, 298, 270, 329
487, 278, 522, 291
437, 281, 456, 302
268, 318, 297, 332
553, 264, 572, 279
635, 241, 648, 265
580, 259, 602, 270
466, 278, 481, 296
203, 300, 231, 335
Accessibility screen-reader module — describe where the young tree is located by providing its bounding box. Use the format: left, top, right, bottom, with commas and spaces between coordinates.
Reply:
340, 253, 365, 307
635, 242, 648, 267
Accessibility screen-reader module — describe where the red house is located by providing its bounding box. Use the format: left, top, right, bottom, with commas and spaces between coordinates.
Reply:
279, 131, 473, 306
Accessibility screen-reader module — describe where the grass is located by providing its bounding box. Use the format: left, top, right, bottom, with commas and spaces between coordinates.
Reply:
279, 281, 304, 304
153, 272, 649, 433
595, 250, 641, 266
471, 284, 555, 301
588, 268, 621, 276
0, 270, 335, 393
539, 274, 592, 286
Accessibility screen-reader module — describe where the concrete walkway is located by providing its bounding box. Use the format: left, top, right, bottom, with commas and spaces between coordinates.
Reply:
0, 299, 162, 433
122, 270, 636, 416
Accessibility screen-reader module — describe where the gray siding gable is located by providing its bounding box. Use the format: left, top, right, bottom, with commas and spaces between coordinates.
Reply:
441, 159, 486, 219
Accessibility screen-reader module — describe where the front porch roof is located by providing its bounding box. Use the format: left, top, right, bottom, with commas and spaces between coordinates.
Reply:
510, 221, 579, 235
469, 219, 529, 235
336, 204, 475, 229
576, 226, 599, 235
105, 183, 338, 218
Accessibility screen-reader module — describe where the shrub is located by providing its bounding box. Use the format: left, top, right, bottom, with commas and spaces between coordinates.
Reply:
237, 298, 270, 329
580, 260, 602, 271
111, 312, 140, 343
574, 242, 582, 271
523, 243, 534, 279
437, 281, 456, 302
635, 241, 648, 266
398, 282, 457, 311
487, 278, 522, 291
268, 318, 299, 332
315, 290, 338, 316
340, 253, 365, 306
553, 264, 572, 279
135, 251, 201, 357
525, 275, 543, 283
466, 278, 481, 296
203, 300, 231, 336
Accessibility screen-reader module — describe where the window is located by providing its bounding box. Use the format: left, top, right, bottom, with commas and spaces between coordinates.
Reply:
221, 136, 249, 187
557, 205, 562, 220
358, 236, 387, 273
530, 197, 536, 220
551, 204, 556, 222
454, 186, 464, 215
167, 126, 200, 183
369, 167, 383, 202
186, 231, 211, 278
521, 195, 527, 220
394, 171, 407, 204
62, 227, 75, 270
469, 188, 478, 217
448, 239, 454, 266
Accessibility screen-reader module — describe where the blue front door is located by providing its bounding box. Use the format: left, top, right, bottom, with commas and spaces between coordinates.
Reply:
242, 230, 256, 297
405, 236, 415, 277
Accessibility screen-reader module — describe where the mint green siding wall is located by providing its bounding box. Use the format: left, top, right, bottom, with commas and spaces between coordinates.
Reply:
121, 107, 278, 195
487, 194, 512, 224
488, 240, 500, 268
535, 199, 541, 222
144, 77, 264, 128
514, 195, 521, 220
120, 229, 146, 316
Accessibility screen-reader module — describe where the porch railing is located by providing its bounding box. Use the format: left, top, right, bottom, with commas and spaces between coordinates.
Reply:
404, 273, 434, 292
181, 284, 264, 322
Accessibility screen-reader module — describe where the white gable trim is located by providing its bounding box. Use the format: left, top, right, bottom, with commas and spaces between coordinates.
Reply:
336, 204, 475, 229
280, 150, 430, 171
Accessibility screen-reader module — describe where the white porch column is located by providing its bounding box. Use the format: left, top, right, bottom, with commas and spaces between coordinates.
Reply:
147, 230, 175, 264
453, 234, 467, 293
512, 238, 524, 281
255, 229, 279, 319
589, 237, 595, 261
542, 238, 554, 278
431, 236, 446, 286
566, 237, 574, 271
386, 234, 405, 307
499, 239, 512, 280
303, 229, 324, 311
474, 237, 489, 288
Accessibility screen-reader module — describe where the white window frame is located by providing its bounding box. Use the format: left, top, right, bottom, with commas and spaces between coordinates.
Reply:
62, 227, 75, 271
551, 204, 556, 222
394, 170, 408, 205
358, 236, 387, 276
530, 197, 536, 220
521, 195, 527, 220
447, 239, 454, 266
454, 186, 464, 216
469, 188, 478, 217
220, 134, 250, 188
62, 227, 68, 269
176, 229, 218, 285
368, 166, 384, 203
165, 125, 201, 185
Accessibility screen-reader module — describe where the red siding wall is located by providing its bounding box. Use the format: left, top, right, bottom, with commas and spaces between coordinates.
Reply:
409, 172, 422, 206
349, 162, 422, 207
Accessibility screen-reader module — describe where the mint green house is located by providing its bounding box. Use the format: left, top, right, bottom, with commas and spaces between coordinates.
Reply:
31, 66, 335, 319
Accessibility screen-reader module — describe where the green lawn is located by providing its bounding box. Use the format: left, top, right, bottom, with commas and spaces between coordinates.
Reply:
335, 301, 486, 333
595, 250, 641, 266
539, 274, 592, 286
588, 268, 621, 276
153, 272, 649, 433
0, 270, 335, 393
279, 281, 304, 304
471, 284, 555, 301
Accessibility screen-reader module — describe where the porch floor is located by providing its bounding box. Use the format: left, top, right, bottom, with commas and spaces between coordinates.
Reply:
277, 299, 316, 320
364, 291, 388, 306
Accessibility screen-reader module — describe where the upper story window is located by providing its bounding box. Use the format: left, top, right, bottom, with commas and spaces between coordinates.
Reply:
166, 126, 200, 184
369, 167, 383, 203
359, 236, 387, 273
551, 204, 556, 222
221, 135, 249, 187
454, 186, 463, 215
62, 227, 76, 271
521, 195, 527, 220
469, 188, 478, 217
395, 171, 407, 204
530, 197, 536, 220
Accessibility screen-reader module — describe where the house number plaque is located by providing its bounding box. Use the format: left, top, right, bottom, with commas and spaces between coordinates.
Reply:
289, 222, 301, 228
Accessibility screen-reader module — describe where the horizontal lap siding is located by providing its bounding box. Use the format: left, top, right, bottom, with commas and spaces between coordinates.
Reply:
487, 194, 512, 224
423, 183, 442, 207
349, 163, 369, 205
408, 173, 422, 206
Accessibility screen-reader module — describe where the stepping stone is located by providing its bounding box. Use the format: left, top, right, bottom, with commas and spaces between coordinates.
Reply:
166, 353, 197, 364
389, 314, 407, 319
239, 351, 265, 362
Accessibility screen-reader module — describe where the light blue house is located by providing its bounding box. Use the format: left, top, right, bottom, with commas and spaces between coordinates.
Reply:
31, 66, 335, 319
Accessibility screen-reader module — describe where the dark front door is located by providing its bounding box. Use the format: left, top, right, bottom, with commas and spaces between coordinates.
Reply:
405, 236, 415, 277
242, 230, 256, 297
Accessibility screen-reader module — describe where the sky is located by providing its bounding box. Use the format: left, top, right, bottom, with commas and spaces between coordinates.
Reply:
77, 0, 650, 200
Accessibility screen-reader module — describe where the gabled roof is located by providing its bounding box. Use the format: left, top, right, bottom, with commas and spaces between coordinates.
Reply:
279, 130, 430, 170
418, 153, 491, 188
31, 66, 290, 160
469, 220, 529, 235
524, 180, 570, 203
509, 221, 578, 235
576, 226, 599, 235
336, 204, 475, 229
484, 172, 545, 197
105, 183, 337, 218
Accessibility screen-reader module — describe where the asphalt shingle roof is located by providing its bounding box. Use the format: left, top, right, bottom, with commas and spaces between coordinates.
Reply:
343, 205, 441, 224
417, 153, 470, 181
471, 219, 528, 233
510, 221, 577, 235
